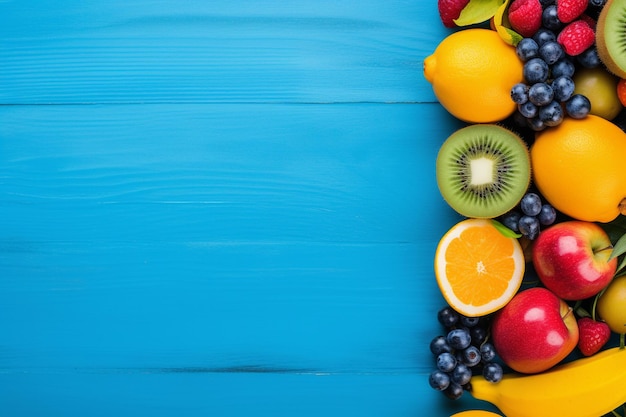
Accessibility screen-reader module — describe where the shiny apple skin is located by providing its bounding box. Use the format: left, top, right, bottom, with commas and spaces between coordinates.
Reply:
491, 287, 579, 374
532, 221, 617, 301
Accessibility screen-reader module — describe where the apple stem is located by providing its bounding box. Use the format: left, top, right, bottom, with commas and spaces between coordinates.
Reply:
562, 306, 574, 321
620, 333, 625, 350
595, 245, 614, 255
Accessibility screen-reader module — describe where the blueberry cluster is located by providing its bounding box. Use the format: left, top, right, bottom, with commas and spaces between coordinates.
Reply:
500, 192, 557, 240
510, 2, 607, 131
428, 306, 503, 399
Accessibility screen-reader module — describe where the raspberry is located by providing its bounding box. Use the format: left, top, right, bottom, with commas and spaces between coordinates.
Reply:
579, 13, 597, 30
557, 0, 589, 23
557, 20, 596, 56
577, 317, 611, 357
508, 0, 543, 38
437, 0, 470, 28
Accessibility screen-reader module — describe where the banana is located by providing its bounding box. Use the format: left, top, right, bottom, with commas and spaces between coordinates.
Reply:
450, 411, 502, 416
469, 347, 626, 417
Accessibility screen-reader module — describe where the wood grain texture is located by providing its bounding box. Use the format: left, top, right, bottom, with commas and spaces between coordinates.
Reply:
1, 1, 501, 416
1, 0, 447, 104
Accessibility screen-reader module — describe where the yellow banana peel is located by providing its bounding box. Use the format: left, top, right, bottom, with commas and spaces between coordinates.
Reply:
469, 347, 626, 417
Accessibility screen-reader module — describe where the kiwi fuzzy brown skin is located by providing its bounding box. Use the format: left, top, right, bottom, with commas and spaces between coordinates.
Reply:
596, 0, 626, 79
436, 124, 531, 219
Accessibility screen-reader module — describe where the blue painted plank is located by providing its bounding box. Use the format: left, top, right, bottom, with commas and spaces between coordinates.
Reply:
0, 103, 477, 415
0, 0, 510, 416
0, 372, 499, 417
0, 0, 447, 104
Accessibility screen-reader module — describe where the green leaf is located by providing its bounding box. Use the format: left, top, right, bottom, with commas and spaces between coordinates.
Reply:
491, 219, 522, 238
492, 0, 523, 46
609, 232, 626, 261
454, 0, 506, 26
616, 256, 626, 276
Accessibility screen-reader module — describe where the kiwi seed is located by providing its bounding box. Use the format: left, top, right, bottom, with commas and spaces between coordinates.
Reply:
436, 124, 531, 219
596, 0, 626, 79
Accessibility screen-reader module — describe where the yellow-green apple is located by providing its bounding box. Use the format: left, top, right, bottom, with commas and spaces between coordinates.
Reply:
532, 221, 617, 301
491, 287, 579, 374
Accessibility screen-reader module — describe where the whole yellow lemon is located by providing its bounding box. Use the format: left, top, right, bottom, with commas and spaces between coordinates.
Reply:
531, 115, 626, 223
597, 275, 626, 335
423, 28, 523, 123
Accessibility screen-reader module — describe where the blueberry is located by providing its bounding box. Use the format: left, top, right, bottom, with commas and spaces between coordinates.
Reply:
430, 335, 452, 356
539, 40, 563, 65
437, 352, 457, 372
528, 82, 554, 106
447, 328, 472, 350
552, 75, 575, 102
518, 215, 541, 240
523, 58, 549, 84
444, 382, 464, 400
460, 315, 480, 328
589, 0, 607, 6
483, 362, 504, 383
518, 101, 538, 118
437, 306, 459, 328
533, 28, 557, 46
470, 326, 488, 346
527, 116, 546, 132
501, 210, 522, 232
462, 346, 482, 367
539, 100, 564, 127
480, 343, 497, 363
542, 5, 562, 31
429, 370, 451, 391
516, 38, 539, 62
577, 47, 601, 68
551, 57, 576, 78
520, 193, 542, 216
538, 204, 557, 225
451, 363, 472, 385
566, 94, 591, 119
539, 0, 555, 5
510, 82, 529, 104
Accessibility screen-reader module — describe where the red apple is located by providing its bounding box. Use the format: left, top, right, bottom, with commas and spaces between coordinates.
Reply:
532, 221, 617, 301
491, 287, 579, 374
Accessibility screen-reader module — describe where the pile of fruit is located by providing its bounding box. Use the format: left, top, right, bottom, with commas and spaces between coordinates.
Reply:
423, 0, 626, 416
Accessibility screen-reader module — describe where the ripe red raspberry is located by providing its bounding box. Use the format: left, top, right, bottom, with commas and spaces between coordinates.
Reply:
579, 13, 597, 30
577, 317, 611, 356
508, 0, 543, 38
437, 0, 470, 28
557, 20, 596, 56
557, 0, 589, 24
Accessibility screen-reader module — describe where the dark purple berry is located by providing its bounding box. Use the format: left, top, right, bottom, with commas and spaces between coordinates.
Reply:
483, 362, 504, 383
566, 94, 591, 119
429, 370, 451, 391
523, 58, 550, 84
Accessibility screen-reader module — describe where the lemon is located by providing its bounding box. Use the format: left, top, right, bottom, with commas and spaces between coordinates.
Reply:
597, 275, 626, 335
531, 115, 626, 223
573, 67, 623, 120
423, 28, 523, 123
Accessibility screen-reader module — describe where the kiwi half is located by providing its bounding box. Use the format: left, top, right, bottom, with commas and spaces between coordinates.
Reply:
436, 124, 531, 219
596, 0, 626, 78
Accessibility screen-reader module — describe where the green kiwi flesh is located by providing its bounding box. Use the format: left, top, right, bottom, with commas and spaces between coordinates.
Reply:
596, 0, 626, 78
436, 124, 531, 219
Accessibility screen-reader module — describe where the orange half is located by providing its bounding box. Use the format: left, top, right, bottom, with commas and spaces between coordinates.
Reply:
434, 218, 525, 317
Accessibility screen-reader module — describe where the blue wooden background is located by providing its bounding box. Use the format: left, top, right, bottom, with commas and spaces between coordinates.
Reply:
0, 1, 501, 415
